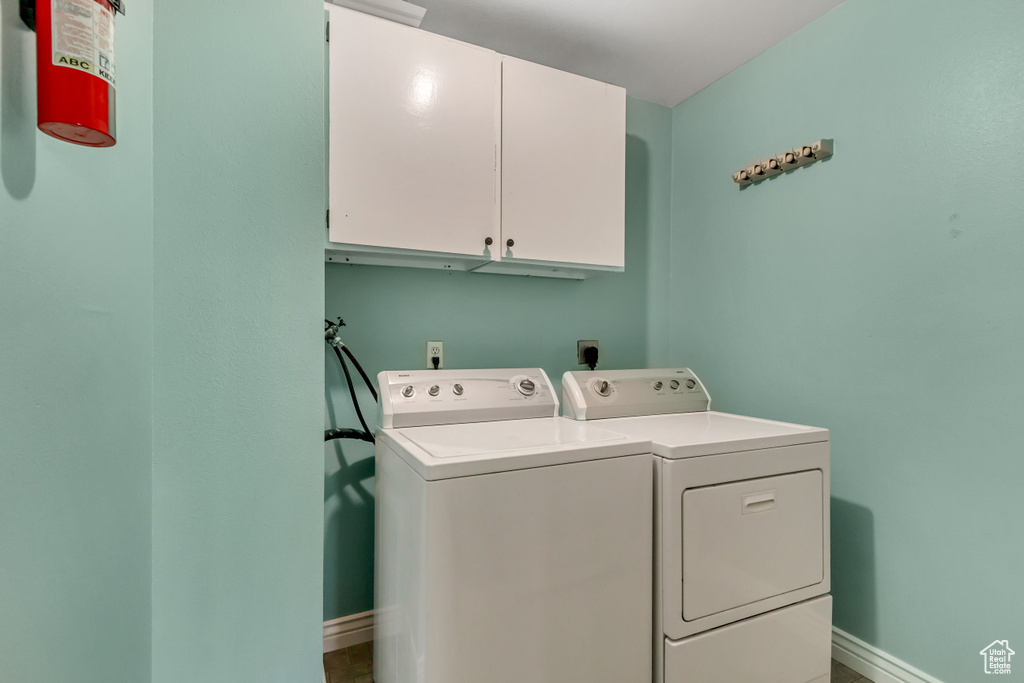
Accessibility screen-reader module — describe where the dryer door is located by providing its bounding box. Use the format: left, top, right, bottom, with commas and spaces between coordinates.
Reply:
682, 470, 823, 620
657, 442, 830, 641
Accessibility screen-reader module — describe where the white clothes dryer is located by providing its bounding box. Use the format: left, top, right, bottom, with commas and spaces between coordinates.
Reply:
563, 368, 832, 683
374, 368, 654, 683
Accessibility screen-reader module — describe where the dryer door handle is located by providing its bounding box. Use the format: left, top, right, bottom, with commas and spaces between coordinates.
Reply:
742, 490, 777, 515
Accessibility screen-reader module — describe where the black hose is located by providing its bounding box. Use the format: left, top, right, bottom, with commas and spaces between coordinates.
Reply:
325, 428, 374, 443
341, 344, 378, 403
335, 345, 373, 438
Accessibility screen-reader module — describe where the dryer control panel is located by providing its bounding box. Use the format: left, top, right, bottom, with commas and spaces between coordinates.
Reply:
379, 368, 558, 429
562, 368, 711, 420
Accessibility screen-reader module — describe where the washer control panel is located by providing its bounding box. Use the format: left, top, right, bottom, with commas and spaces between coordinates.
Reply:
379, 368, 558, 429
561, 368, 711, 421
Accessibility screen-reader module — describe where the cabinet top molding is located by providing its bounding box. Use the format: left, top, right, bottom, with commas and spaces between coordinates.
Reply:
326, 0, 426, 28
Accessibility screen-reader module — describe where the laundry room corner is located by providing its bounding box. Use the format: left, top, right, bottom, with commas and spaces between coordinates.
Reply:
322, 94, 673, 624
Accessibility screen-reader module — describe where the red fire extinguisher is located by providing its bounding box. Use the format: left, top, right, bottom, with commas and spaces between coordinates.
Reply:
32, 0, 123, 147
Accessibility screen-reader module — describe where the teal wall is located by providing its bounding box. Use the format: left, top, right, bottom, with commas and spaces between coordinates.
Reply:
323, 96, 672, 620
670, 0, 1023, 680
152, 0, 325, 680
0, 0, 153, 681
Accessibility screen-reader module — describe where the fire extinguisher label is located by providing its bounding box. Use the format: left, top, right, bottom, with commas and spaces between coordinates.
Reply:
51, 0, 116, 89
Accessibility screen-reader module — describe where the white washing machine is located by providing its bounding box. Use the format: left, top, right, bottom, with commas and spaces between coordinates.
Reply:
374, 368, 654, 683
563, 368, 832, 683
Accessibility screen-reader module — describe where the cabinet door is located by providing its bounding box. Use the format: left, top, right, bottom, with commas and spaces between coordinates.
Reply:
328, 6, 500, 256
500, 57, 626, 268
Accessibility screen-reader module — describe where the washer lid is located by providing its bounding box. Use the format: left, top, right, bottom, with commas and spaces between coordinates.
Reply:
595, 411, 828, 459
379, 417, 651, 480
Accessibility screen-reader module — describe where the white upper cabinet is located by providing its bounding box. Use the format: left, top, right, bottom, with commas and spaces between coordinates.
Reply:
325, 5, 627, 278
327, 5, 499, 260
497, 57, 626, 270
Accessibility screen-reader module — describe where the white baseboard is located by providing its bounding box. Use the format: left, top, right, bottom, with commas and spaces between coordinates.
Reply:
323, 610, 374, 653
324, 615, 941, 679
832, 627, 944, 683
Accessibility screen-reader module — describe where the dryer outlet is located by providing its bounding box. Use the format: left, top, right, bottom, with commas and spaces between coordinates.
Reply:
578, 340, 598, 365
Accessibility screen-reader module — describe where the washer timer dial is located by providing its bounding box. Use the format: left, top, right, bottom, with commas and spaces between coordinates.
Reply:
516, 379, 536, 397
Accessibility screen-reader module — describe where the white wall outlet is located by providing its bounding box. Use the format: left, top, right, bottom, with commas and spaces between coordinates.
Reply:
427, 341, 443, 369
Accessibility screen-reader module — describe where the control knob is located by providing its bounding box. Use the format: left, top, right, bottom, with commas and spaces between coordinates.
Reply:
516, 379, 536, 397
428, 385, 440, 397
669, 380, 680, 390
401, 385, 415, 398
453, 383, 464, 396
593, 380, 612, 397
652, 381, 664, 391
685, 378, 697, 389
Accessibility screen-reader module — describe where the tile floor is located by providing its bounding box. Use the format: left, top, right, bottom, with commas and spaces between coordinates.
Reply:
324, 642, 874, 683
832, 657, 875, 682
323, 641, 373, 683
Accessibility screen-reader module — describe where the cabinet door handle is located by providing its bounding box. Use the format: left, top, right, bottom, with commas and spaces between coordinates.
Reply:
485, 237, 493, 246
506, 239, 515, 248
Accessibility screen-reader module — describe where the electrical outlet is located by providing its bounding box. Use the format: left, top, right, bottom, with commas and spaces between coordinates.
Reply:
427, 341, 444, 369
577, 340, 598, 364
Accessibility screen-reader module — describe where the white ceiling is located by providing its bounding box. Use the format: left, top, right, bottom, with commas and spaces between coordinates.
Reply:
414, 0, 847, 108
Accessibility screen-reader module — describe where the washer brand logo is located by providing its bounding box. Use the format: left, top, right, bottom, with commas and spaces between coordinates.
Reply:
980, 640, 1014, 675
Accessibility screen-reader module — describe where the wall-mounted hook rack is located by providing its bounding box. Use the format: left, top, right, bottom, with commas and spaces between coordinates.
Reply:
733, 139, 833, 187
